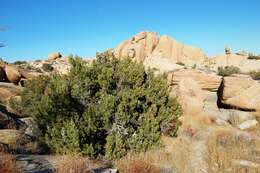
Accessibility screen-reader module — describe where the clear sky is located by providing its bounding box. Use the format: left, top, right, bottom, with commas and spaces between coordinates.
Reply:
0, 0, 260, 62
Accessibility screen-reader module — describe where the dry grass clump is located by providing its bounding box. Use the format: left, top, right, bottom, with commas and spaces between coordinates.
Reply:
55, 155, 92, 173
116, 154, 160, 173
116, 136, 192, 173
0, 153, 20, 173
206, 129, 260, 173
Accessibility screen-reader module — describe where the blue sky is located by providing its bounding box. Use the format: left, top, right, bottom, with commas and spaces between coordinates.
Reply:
0, 0, 260, 62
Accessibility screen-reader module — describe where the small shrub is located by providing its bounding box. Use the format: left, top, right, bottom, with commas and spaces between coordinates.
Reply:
249, 71, 260, 80
176, 62, 185, 66
192, 64, 197, 69
117, 156, 160, 173
18, 52, 182, 159
248, 53, 260, 60
56, 155, 91, 173
0, 153, 20, 173
42, 63, 54, 72
217, 66, 240, 77
13, 61, 27, 65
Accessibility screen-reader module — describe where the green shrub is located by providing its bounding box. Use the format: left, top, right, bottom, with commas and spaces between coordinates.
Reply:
249, 71, 260, 80
176, 62, 185, 66
13, 61, 27, 65
217, 66, 240, 77
18, 52, 181, 159
42, 63, 54, 72
248, 53, 260, 60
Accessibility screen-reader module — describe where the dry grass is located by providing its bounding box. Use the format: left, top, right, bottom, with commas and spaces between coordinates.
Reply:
0, 153, 20, 173
206, 128, 260, 173
55, 155, 93, 173
55, 155, 108, 173
116, 136, 192, 173
116, 154, 160, 173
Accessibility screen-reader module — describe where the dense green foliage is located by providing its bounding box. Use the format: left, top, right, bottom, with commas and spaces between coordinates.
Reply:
18, 53, 181, 159
217, 66, 240, 77
42, 63, 54, 72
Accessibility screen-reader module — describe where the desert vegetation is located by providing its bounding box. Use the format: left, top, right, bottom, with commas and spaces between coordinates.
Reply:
206, 129, 260, 173
248, 54, 260, 60
249, 71, 260, 80
16, 52, 182, 160
217, 66, 240, 76
42, 63, 54, 72
0, 153, 20, 173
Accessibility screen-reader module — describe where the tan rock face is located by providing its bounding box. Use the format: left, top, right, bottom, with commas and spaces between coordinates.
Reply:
173, 78, 206, 117
114, 31, 206, 71
220, 75, 260, 111
168, 69, 221, 92
48, 52, 62, 61
4, 65, 21, 84
0, 82, 23, 103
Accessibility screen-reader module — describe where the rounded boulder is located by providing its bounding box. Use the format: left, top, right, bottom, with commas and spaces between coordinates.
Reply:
4, 65, 21, 84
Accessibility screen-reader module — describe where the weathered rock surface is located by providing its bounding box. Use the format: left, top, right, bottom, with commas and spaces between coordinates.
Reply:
0, 82, 23, 103
0, 105, 19, 129
0, 129, 44, 154
220, 75, 260, 111
4, 65, 22, 84
169, 69, 221, 91
114, 31, 206, 72
173, 78, 206, 117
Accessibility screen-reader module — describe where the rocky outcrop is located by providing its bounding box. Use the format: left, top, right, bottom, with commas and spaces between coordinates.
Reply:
0, 82, 23, 103
172, 78, 206, 117
114, 31, 206, 72
219, 75, 260, 111
48, 52, 62, 61
168, 69, 221, 92
206, 53, 260, 73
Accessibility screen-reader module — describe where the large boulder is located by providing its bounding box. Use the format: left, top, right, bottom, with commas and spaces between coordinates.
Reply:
0, 82, 23, 103
220, 75, 260, 111
19, 69, 41, 79
168, 69, 221, 92
114, 31, 206, 68
48, 52, 62, 61
4, 65, 21, 84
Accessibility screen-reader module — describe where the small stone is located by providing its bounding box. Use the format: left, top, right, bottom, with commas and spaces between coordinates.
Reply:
237, 120, 258, 130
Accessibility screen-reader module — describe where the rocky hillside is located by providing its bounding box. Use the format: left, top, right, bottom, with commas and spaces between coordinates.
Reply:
1, 31, 260, 172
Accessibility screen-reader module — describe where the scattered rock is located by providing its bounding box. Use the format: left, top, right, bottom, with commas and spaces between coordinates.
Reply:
20, 118, 41, 138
